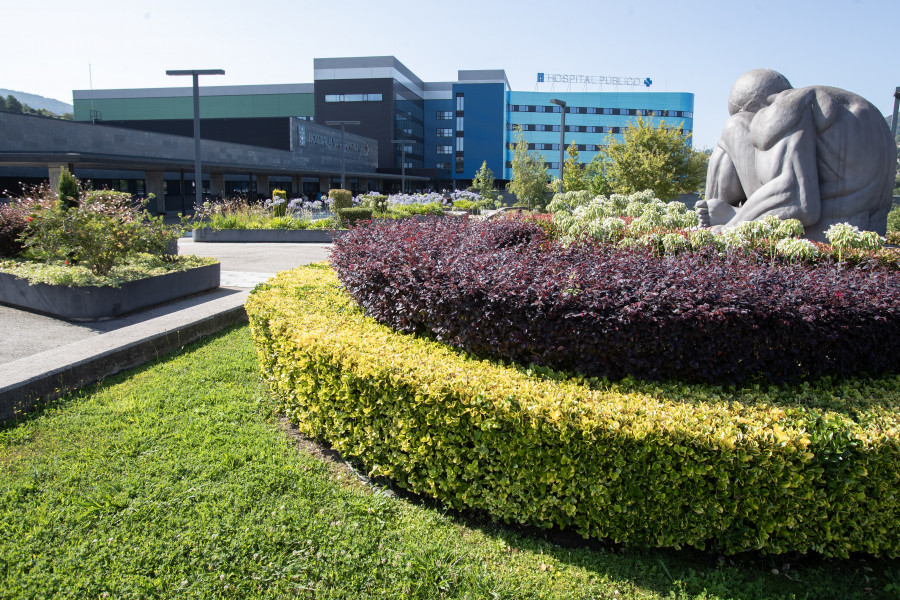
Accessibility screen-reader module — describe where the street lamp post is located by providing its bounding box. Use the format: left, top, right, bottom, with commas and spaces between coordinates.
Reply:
891, 86, 900, 140
325, 120, 360, 190
165, 69, 225, 211
391, 139, 415, 194
550, 99, 566, 194
891, 87, 900, 192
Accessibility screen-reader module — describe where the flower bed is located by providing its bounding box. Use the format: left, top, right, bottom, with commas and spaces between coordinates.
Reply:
0, 182, 220, 319
246, 264, 900, 557
0, 260, 219, 321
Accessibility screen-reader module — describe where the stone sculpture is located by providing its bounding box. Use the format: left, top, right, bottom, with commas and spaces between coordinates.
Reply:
697, 69, 896, 241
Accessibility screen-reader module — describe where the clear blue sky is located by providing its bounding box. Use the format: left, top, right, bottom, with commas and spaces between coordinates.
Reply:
4, 0, 897, 149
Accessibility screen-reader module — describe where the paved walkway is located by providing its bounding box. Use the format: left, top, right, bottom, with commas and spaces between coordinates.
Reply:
0, 238, 331, 420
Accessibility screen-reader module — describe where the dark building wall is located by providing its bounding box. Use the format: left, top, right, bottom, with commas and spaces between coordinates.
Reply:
97, 117, 292, 150
392, 81, 424, 169
315, 79, 397, 169
425, 97, 454, 178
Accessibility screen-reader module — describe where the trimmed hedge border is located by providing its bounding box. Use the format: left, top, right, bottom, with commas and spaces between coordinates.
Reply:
330, 217, 900, 384
247, 264, 900, 557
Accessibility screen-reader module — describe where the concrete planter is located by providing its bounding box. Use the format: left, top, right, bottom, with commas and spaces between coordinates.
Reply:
193, 228, 343, 243
0, 262, 220, 321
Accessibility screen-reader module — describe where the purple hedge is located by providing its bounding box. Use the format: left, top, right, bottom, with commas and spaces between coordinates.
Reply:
330, 217, 900, 383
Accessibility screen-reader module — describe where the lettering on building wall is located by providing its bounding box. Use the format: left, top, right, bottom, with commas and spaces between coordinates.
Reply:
538, 73, 652, 87
296, 123, 371, 157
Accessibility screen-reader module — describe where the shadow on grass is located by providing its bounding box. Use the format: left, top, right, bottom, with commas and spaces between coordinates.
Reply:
275, 418, 900, 600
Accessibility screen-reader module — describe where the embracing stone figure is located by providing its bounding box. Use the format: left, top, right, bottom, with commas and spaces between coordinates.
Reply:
697, 69, 896, 241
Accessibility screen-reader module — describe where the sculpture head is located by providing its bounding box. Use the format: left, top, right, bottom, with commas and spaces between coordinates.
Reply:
727, 69, 793, 115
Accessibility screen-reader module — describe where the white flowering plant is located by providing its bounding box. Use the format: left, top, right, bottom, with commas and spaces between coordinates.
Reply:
549, 189, 699, 247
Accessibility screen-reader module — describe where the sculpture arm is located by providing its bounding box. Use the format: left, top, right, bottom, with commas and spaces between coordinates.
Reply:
697, 146, 741, 227
725, 126, 821, 226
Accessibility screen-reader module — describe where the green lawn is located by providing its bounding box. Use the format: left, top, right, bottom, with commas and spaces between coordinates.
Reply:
1, 325, 897, 599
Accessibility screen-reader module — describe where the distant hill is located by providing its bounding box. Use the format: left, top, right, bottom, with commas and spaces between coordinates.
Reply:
0, 88, 73, 116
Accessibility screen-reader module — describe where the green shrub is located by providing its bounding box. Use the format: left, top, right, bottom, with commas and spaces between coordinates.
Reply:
271, 189, 287, 217
328, 189, 353, 212
336, 207, 373, 227
247, 264, 900, 558
57, 167, 79, 210
23, 190, 180, 275
388, 202, 445, 219
452, 199, 481, 215
887, 203, 900, 233
359, 193, 388, 213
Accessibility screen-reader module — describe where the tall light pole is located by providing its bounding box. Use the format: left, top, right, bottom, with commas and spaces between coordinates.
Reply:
891, 87, 899, 195
550, 98, 566, 194
325, 120, 360, 190
391, 139, 414, 193
891, 86, 900, 140
166, 69, 224, 211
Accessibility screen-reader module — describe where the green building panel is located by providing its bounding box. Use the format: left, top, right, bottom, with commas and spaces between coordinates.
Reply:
74, 93, 314, 121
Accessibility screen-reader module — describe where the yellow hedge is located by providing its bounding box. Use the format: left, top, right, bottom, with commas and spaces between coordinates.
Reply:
246, 264, 900, 557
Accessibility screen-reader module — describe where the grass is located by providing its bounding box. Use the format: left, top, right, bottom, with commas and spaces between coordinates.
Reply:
1, 325, 898, 599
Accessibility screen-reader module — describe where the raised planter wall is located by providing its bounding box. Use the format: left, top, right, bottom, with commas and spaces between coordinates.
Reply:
0, 263, 220, 321
193, 228, 342, 243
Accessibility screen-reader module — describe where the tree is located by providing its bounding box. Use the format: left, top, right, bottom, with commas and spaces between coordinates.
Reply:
584, 154, 612, 197
471, 160, 498, 200
4, 94, 23, 114
593, 116, 708, 201
57, 167, 80, 209
562, 141, 587, 192
0, 96, 6, 112
506, 127, 550, 210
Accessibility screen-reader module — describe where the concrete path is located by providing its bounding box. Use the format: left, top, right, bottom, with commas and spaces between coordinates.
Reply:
0, 239, 331, 421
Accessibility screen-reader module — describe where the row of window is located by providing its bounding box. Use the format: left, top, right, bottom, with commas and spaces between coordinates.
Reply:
435, 141, 466, 154
325, 93, 383, 103
509, 105, 693, 119
434, 160, 466, 172
510, 123, 620, 133
456, 93, 465, 173
505, 161, 561, 170
510, 143, 603, 152
510, 125, 689, 136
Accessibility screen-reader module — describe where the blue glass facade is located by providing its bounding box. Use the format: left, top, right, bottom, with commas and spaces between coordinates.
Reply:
451, 82, 507, 181
500, 91, 695, 181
